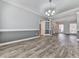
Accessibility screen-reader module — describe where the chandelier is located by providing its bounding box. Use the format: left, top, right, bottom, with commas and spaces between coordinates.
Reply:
45, 0, 55, 18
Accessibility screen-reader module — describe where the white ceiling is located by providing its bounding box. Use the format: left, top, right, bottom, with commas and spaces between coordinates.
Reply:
1, 0, 79, 23
3, 0, 79, 14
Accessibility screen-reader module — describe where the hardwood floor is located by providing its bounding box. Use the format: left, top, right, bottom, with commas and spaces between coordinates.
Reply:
0, 34, 79, 58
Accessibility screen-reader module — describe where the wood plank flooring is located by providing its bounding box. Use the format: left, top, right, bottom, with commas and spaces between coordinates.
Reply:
0, 34, 79, 58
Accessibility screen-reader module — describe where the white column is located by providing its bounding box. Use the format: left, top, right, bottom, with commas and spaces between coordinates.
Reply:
40, 20, 45, 35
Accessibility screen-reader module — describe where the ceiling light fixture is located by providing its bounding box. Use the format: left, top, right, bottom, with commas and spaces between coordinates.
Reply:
45, 0, 55, 18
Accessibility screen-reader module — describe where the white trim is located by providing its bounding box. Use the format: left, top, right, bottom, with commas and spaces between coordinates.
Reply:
55, 8, 79, 19
0, 36, 40, 46
1, 0, 41, 16
62, 31, 77, 34
57, 8, 79, 16
0, 29, 39, 32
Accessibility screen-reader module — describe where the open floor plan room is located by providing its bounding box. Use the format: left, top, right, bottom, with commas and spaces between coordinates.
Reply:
0, 0, 79, 58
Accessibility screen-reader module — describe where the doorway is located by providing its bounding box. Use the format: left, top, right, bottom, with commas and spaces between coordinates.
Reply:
45, 21, 51, 35
59, 24, 64, 33
40, 20, 52, 36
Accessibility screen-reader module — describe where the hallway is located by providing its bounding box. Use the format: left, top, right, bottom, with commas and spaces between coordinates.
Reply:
0, 34, 78, 58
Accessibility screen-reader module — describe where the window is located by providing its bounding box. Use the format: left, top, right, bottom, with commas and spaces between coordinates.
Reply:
59, 24, 64, 33
70, 23, 77, 33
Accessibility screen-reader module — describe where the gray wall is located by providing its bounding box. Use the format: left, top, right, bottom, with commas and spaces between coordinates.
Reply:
0, 31, 38, 43
0, 1, 40, 43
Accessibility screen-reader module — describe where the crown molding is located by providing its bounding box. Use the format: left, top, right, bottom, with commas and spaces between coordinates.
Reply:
57, 8, 79, 16
55, 8, 79, 19
1, 0, 41, 16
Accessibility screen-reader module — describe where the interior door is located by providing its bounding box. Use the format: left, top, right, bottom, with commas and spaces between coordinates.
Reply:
45, 21, 52, 35
40, 20, 52, 36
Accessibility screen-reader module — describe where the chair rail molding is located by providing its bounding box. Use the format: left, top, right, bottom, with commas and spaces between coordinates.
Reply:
0, 29, 39, 32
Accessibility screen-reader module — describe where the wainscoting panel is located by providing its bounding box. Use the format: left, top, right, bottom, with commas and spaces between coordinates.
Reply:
0, 30, 38, 43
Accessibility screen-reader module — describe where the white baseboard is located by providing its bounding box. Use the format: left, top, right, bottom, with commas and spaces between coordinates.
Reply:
58, 32, 77, 34
0, 36, 40, 46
